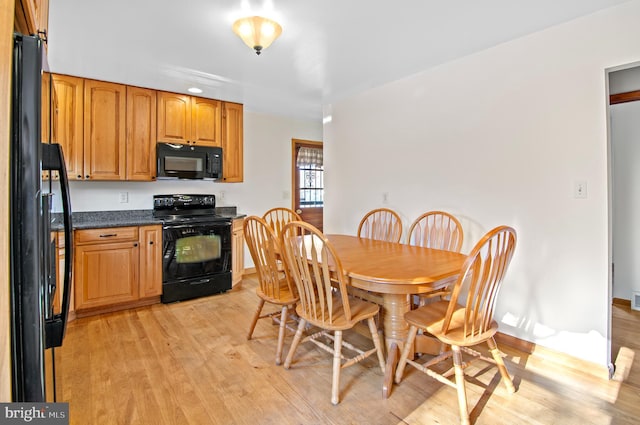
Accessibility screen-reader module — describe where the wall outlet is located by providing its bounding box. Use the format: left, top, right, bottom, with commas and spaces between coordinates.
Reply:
119, 192, 129, 203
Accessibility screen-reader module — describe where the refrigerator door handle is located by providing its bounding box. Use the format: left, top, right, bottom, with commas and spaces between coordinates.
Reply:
42, 143, 73, 348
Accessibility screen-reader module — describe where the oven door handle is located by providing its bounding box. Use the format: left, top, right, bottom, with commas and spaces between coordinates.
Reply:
190, 278, 211, 285
163, 222, 231, 230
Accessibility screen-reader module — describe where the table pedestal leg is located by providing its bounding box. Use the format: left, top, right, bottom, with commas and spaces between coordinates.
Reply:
380, 293, 411, 398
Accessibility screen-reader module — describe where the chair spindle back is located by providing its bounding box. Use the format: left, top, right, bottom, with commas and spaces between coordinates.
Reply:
408, 211, 463, 252
281, 221, 353, 326
357, 208, 402, 243
443, 225, 516, 341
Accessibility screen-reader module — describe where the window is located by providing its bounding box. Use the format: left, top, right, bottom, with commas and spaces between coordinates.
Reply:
296, 146, 323, 208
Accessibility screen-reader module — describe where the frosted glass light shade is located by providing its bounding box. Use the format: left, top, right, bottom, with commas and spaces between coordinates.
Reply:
232, 16, 282, 55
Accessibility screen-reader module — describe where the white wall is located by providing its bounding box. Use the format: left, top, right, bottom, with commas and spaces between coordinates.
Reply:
324, 0, 640, 366
61, 110, 322, 266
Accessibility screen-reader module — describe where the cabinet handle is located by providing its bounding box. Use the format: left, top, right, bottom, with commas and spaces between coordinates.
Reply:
99, 233, 117, 238
37, 29, 48, 43
133, 243, 138, 247
85, 175, 90, 179
77, 175, 82, 179
149, 241, 154, 245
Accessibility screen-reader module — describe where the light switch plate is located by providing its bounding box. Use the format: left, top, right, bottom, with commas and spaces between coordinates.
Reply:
574, 181, 587, 199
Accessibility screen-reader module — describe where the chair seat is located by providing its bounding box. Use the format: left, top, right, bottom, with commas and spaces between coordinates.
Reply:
296, 295, 379, 331
404, 300, 499, 347
256, 278, 298, 305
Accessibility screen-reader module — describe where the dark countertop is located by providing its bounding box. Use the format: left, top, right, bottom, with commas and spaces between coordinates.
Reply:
52, 207, 245, 230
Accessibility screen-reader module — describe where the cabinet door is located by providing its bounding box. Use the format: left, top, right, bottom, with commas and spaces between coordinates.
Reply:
157, 91, 191, 144
191, 97, 221, 146
74, 241, 139, 310
53, 231, 73, 317
139, 225, 162, 298
84, 79, 127, 180
221, 102, 244, 182
51, 74, 84, 180
41, 72, 50, 144
126, 87, 157, 181
35, 0, 48, 43
232, 218, 244, 287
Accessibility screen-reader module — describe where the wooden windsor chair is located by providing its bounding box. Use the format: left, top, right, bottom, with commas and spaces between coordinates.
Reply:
407, 211, 464, 305
244, 216, 299, 365
357, 208, 402, 243
395, 225, 517, 425
281, 221, 386, 405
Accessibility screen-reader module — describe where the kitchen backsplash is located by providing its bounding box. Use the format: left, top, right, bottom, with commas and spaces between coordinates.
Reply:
48, 180, 241, 213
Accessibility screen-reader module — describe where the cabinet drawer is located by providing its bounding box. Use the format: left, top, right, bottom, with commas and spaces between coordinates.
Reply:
75, 227, 139, 245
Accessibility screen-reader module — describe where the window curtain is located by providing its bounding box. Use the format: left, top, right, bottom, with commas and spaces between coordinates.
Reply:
296, 146, 323, 168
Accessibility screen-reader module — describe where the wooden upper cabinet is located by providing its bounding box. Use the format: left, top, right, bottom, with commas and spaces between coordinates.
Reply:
191, 97, 221, 146
51, 74, 84, 180
41, 72, 50, 143
14, 0, 48, 39
157, 91, 221, 146
41, 72, 53, 179
126, 87, 157, 181
221, 102, 244, 182
157, 92, 190, 144
83, 79, 126, 180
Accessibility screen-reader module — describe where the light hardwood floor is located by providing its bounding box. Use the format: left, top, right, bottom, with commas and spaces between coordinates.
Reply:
55, 276, 640, 424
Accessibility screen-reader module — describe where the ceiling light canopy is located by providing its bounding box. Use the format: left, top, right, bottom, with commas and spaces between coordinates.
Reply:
232, 16, 282, 55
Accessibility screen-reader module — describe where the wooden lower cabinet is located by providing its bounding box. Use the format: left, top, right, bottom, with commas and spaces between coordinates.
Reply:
74, 225, 162, 315
139, 225, 162, 298
53, 231, 74, 319
232, 218, 244, 287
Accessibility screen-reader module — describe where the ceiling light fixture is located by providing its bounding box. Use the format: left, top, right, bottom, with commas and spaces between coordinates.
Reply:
232, 16, 282, 55
188, 87, 203, 94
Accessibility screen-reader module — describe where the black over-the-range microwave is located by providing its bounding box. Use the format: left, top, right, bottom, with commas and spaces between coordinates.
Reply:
157, 143, 223, 180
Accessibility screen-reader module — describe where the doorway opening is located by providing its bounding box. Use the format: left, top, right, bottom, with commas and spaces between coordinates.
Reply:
607, 62, 640, 374
292, 139, 323, 231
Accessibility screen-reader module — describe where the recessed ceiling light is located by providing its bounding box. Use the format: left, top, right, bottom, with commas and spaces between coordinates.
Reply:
188, 87, 203, 94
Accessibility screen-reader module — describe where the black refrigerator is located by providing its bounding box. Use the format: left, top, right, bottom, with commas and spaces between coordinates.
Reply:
10, 33, 73, 402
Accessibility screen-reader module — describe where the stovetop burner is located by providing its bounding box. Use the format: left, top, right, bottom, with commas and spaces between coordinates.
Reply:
153, 194, 231, 223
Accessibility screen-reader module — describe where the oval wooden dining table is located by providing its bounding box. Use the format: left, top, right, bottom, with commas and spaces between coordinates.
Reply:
325, 234, 467, 398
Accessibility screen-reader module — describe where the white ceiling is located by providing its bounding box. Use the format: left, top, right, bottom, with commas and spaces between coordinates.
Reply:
47, 0, 630, 120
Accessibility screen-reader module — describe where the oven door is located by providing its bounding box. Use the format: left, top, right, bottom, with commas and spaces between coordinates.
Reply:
162, 221, 232, 282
